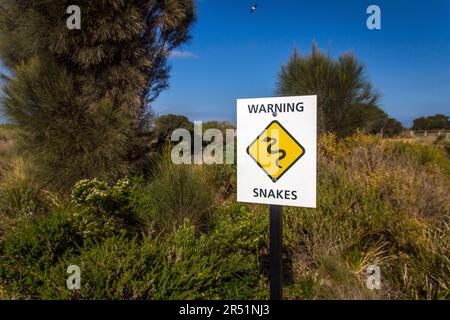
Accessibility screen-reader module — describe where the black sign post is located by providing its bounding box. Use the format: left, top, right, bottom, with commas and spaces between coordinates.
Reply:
269, 204, 283, 300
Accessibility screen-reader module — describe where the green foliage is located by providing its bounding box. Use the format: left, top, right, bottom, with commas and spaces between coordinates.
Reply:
203, 163, 237, 201
0, 208, 82, 297
0, 123, 14, 156
0, 123, 15, 130
277, 44, 402, 137
284, 134, 449, 299
69, 177, 142, 242
433, 135, 450, 157
374, 117, 404, 137
2, 57, 132, 191
0, 0, 196, 189
154, 114, 194, 146
388, 141, 450, 176
0, 156, 62, 237
133, 152, 212, 232
285, 273, 320, 300
413, 114, 450, 130
209, 203, 266, 253
1, 208, 80, 265
202, 121, 235, 133
0, 178, 51, 218
66, 215, 264, 299
1, 134, 448, 300
0, 203, 267, 299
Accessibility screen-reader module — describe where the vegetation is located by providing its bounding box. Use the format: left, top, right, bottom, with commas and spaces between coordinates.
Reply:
0, 0, 195, 191
0, 174, 267, 299
153, 116, 235, 149
284, 134, 449, 299
0, 133, 448, 300
277, 45, 403, 137
132, 151, 212, 232
413, 114, 450, 131
0, 0, 447, 302
153, 114, 194, 147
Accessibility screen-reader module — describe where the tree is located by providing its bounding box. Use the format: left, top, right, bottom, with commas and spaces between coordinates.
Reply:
0, 1, 195, 191
154, 114, 193, 145
379, 117, 403, 137
277, 44, 399, 137
202, 120, 235, 134
413, 114, 449, 131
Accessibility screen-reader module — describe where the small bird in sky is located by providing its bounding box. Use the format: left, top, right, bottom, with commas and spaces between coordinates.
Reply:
250, 4, 257, 13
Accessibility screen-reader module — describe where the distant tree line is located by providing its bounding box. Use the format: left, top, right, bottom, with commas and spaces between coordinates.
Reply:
412, 114, 449, 131
153, 114, 234, 147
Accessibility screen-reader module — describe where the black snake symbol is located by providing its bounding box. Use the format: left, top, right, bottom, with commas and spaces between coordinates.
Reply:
263, 137, 286, 168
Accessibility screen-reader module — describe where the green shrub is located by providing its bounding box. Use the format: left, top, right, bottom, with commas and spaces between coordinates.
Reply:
388, 141, 450, 176
284, 134, 449, 299
1, 204, 267, 299
209, 203, 267, 253
0, 207, 82, 298
202, 163, 236, 202
0, 124, 15, 147
0, 157, 59, 216
0, 182, 48, 223
0, 156, 62, 238
1, 133, 448, 300
69, 177, 142, 242
152, 216, 266, 300
63, 220, 265, 300
153, 114, 194, 147
285, 272, 320, 300
42, 235, 158, 300
133, 153, 212, 233
433, 135, 450, 157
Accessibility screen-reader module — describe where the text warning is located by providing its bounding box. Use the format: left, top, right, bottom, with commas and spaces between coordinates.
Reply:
237, 96, 317, 208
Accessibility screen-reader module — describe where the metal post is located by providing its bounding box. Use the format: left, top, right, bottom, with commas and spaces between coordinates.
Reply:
270, 204, 283, 300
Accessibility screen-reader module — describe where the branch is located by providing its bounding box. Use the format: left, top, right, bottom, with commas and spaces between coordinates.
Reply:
0, 72, 11, 82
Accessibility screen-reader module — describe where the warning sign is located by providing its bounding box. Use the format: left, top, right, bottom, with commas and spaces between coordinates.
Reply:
246, 120, 305, 183
237, 96, 317, 208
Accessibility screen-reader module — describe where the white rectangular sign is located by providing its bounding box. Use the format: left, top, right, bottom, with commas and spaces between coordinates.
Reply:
237, 95, 317, 208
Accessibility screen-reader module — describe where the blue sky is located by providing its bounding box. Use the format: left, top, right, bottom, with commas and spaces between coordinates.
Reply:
1, 1, 449, 127
153, 0, 450, 127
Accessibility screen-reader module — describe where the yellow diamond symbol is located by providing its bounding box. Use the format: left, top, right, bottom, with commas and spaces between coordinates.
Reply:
246, 120, 305, 183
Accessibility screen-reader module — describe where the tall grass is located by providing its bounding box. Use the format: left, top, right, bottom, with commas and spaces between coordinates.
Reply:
0, 156, 63, 237
132, 151, 213, 233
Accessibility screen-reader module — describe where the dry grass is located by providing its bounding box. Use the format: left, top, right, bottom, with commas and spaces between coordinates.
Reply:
0, 125, 14, 160
284, 133, 449, 299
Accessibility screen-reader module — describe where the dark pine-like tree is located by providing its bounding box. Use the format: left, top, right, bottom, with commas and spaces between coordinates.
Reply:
0, 0, 195, 190
277, 44, 402, 137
